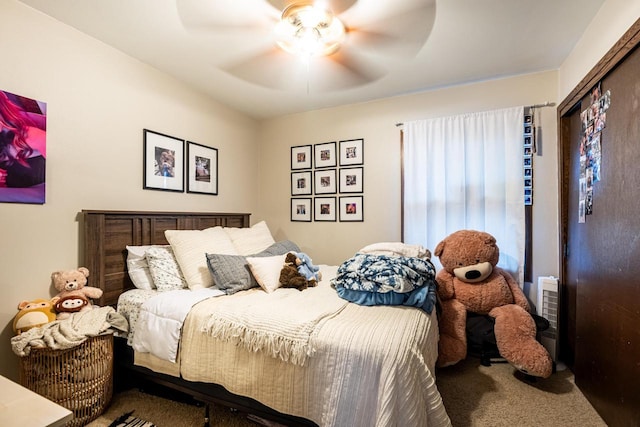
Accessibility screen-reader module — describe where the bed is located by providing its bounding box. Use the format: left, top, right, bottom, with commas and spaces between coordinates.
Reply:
82, 209, 451, 427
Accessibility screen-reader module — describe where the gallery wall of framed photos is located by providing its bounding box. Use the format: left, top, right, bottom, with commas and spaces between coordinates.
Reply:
291, 138, 364, 222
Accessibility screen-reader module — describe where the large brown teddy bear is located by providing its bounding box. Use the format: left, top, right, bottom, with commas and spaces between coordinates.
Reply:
434, 230, 552, 378
51, 267, 103, 319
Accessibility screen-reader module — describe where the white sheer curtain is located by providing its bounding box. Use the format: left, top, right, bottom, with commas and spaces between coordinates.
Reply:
403, 106, 525, 283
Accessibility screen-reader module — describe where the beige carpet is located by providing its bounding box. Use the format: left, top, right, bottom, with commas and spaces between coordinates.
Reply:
435, 358, 607, 427
86, 389, 256, 427
88, 358, 606, 427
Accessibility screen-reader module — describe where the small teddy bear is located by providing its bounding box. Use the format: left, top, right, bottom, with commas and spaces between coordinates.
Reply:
279, 252, 315, 291
294, 251, 322, 284
51, 267, 103, 319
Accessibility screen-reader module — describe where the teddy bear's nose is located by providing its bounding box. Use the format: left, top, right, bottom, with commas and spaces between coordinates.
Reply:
465, 270, 482, 280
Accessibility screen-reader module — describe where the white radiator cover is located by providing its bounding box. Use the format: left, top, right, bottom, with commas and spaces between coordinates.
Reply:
536, 276, 559, 361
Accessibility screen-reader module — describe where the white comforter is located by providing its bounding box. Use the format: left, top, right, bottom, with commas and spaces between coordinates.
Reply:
132, 287, 224, 361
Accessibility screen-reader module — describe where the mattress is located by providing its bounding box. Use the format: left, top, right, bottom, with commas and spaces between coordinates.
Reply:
123, 266, 451, 427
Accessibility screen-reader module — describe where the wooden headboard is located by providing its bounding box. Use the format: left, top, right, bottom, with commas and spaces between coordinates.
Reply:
82, 210, 250, 306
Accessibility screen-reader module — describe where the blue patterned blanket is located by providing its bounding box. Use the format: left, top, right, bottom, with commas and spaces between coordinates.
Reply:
332, 254, 437, 313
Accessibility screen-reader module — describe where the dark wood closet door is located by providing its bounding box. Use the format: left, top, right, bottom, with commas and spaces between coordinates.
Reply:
559, 107, 582, 369
561, 43, 640, 426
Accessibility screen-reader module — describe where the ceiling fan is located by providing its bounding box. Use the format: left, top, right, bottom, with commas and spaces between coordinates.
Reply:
176, 0, 436, 92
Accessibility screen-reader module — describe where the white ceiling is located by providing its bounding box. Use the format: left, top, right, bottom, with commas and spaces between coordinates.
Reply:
19, 0, 605, 120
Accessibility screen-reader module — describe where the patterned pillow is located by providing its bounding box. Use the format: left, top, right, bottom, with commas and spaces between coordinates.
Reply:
126, 245, 170, 290
145, 246, 187, 292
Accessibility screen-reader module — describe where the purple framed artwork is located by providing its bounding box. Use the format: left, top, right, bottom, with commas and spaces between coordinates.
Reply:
0, 89, 47, 204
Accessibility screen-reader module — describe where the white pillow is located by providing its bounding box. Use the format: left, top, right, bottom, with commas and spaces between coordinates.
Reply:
225, 221, 276, 256
246, 254, 287, 293
145, 246, 187, 292
125, 245, 169, 290
165, 227, 239, 290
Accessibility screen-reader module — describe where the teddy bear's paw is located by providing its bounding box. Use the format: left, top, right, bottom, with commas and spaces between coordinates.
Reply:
504, 342, 553, 378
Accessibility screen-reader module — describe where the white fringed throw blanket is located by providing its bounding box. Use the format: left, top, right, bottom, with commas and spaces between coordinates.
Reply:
201, 283, 348, 366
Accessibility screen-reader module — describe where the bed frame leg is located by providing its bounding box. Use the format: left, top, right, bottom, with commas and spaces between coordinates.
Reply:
204, 403, 210, 427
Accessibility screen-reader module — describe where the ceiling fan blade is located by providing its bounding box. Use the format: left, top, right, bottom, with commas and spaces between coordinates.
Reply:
309, 47, 388, 90
176, 0, 278, 33
220, 43, 385, 92
222, 48, 314, 91
341, 0, 436, 59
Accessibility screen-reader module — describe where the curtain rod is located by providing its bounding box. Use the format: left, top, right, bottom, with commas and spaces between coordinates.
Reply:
395, 102, 557, 127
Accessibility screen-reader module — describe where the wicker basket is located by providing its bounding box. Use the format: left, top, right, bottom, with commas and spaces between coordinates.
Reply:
19, 333, 113, 427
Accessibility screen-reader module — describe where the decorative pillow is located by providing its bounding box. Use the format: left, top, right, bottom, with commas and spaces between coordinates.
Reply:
260, 240, 301, 256
245, 254, 288, 293
145, 246, 187, 292
205, 240, 301, 295
206, 253, 258, 295
165, 227, 239, 290
125, 245, 163, 290
224, 221, 276, 256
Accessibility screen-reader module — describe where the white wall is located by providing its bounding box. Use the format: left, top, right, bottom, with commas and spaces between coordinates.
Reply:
258, 71, 561, 296
0, 0, 259, 380
559, 0, 640, 101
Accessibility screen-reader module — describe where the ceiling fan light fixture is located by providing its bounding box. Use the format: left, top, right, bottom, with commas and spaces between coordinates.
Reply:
275, 2, 345, 57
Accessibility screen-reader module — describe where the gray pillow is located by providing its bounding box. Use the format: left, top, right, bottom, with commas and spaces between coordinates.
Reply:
260, 240, 300, 256
206, 240, 300, 294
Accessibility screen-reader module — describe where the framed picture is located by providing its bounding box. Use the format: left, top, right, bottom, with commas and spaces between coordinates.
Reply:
291, 198, 312, 222
314, 168, 337, 194
291, 145, 312, 170
186, 141, 218, 195
339, 167, 363, 193
339, 196, 363, 222
291, 171, 312, 196
314, 142, 337, 168
0, 89, 47, 204
314, 197, 336, 222
339, 138, 363, 166
143, 129, 184, 192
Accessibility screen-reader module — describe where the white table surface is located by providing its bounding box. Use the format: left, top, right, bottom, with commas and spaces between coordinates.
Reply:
0, 375, 73, 427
